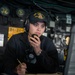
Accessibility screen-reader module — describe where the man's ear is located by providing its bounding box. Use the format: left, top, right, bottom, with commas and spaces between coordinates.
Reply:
24, 19, 30, 32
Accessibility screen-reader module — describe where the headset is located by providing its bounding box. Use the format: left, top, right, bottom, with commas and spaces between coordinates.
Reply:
24, 12, 48, 32
24, 18, 47, 32
24, 17, 30, 32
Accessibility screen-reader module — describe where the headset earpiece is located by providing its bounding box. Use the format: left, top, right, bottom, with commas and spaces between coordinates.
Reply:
24, 19, 30, 32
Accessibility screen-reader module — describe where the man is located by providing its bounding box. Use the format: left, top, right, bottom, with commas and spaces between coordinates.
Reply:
3, 11, 59, 75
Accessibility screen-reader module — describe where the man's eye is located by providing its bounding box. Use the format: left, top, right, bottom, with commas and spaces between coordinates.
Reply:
41, 24, 45, 28
34, 23, 38, 26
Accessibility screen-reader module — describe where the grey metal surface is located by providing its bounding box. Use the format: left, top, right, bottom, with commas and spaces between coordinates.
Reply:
64, 25, 75, 75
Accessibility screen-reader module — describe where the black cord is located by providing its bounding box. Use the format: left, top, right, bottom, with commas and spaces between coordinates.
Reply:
31, 0, 56, 21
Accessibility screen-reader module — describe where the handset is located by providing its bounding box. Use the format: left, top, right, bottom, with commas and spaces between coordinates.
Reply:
30, 34, 38, 42
32, 34, 38, 38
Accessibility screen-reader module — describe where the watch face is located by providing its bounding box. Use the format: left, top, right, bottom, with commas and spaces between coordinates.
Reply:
0, 6, 10, 16
16, 8, 25, 17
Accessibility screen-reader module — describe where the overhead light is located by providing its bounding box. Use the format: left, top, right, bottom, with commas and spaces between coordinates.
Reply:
0, 6, 10, 16
16, 8, 25, 17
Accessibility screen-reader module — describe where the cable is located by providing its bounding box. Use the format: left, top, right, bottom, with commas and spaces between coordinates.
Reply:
31, 0, 55, 21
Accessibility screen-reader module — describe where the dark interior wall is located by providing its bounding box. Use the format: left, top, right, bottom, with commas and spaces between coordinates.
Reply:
0, 25, 8, 58
0, 25, 8, 73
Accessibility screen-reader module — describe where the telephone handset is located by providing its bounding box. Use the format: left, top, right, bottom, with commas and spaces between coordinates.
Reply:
30, 34, 38, 42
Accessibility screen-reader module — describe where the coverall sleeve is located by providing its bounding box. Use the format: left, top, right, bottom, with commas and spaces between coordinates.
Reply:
3, 36, 18, 75
36, 38, 59, 73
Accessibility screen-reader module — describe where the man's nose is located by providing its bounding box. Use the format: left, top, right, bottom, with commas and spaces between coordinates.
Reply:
37, 26, 41, 31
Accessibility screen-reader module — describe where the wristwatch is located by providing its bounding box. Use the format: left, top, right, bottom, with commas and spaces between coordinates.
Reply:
37, 50, 42, 56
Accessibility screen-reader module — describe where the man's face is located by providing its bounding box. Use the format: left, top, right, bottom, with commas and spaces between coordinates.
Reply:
28, 22, 46, 37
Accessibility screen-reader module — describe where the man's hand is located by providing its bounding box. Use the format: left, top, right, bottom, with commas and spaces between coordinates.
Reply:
16, 63, 27, 75
29, 34, 42, 55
